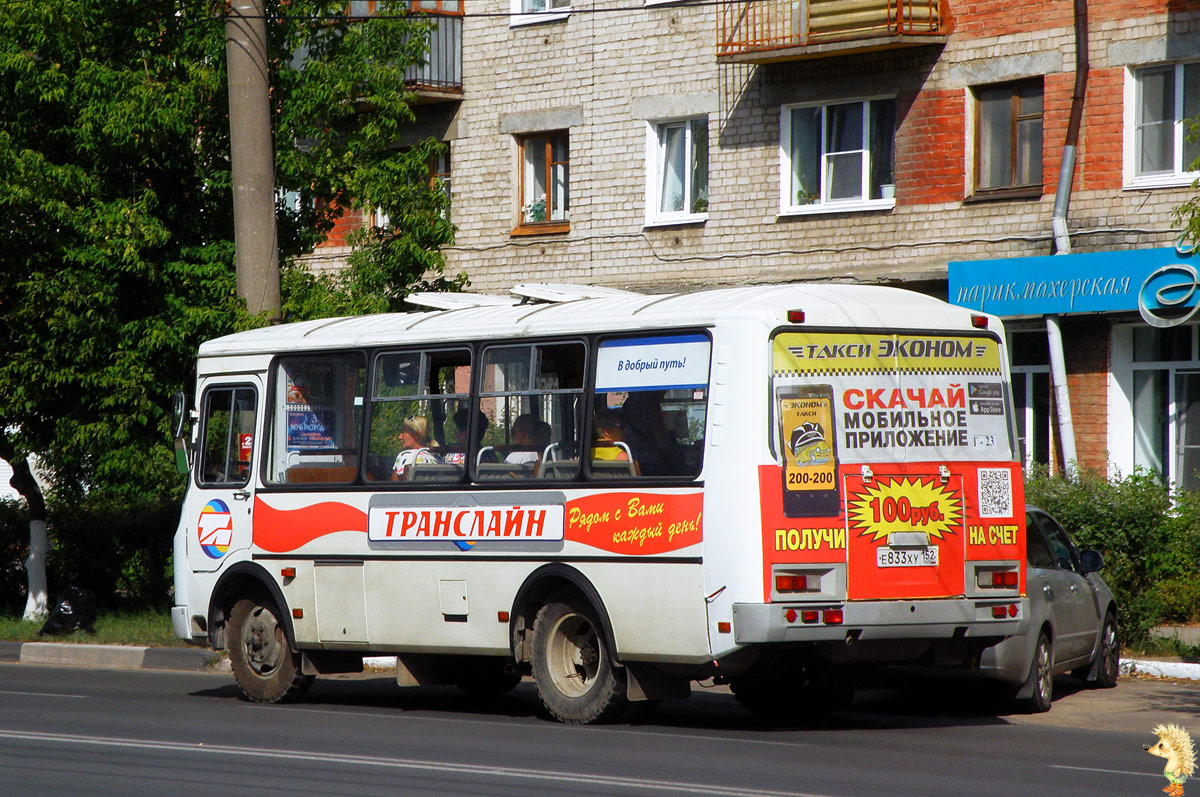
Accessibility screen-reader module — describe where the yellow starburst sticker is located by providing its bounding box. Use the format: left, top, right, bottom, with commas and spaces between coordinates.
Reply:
848, 477, 962, 542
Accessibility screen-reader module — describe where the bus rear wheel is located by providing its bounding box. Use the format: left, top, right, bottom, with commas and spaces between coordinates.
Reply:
530, 594, 627, 724
228, 596, 313, 703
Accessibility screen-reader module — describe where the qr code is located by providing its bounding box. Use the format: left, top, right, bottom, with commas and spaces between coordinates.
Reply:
978, 468, 1013, 518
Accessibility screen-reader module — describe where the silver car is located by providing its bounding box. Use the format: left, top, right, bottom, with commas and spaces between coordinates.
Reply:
978, 506, 1120, 712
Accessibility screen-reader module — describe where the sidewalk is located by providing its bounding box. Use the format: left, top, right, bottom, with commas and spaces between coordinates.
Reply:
2, 640, 1196, 680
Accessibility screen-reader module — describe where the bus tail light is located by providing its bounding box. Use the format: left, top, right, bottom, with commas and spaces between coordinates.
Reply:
776, 574, 818, 592
822, 609, 843, 625
971, 314, 989, 329
976, 566, 1019, 589
992, 570, 1018, 588
774, 571, 824, 594
787, 309, 805, 323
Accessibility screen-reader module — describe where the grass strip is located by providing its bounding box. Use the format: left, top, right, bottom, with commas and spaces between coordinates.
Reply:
0, 610, 189, 647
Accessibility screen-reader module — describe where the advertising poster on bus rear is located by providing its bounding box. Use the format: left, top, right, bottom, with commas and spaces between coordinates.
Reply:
763, 331, 1025, 601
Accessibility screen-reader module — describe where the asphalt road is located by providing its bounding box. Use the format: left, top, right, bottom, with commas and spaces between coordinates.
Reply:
0, 664, 1192, 796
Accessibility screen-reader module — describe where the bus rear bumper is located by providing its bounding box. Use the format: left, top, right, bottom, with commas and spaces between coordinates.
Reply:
732, 598, 1029, 644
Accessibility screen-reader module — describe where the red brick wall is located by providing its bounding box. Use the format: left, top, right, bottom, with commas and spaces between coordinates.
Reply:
951, 0, 1172, 38
317, 207, 364, 249
896, 90, 964, 205
950, 0, 1073, 39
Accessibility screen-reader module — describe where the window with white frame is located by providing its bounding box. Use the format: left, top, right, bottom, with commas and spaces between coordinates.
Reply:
516, 131, 569, 231
510, 0, 569, 25
647, 118, 709, 225
1007, 330, 1052, 470
781, 98, 895, 213
1126, 62, 1200, 187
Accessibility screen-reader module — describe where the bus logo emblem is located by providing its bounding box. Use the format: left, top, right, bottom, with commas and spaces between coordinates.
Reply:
197, 499, 234, 559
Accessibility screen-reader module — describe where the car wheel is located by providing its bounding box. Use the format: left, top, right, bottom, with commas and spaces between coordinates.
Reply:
530, 594, 627, 724
228, 596, 313, 703
1090, 612, 1119, 689
1020, 631, 1053, 714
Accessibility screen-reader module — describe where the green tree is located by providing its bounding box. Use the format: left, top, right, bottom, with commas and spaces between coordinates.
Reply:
0, 0, 456, 616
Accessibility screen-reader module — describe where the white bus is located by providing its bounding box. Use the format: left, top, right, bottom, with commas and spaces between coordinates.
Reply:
171, 283, 1028, 723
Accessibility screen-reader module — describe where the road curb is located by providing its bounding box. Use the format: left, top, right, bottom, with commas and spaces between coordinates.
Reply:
1121, 658, 1200, 680
2, 641, 222, 672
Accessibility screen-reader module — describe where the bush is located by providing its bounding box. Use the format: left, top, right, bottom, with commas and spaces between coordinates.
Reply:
0, 492, 180, 613
0, 500, 31, 615
1024, 466, 1200, 645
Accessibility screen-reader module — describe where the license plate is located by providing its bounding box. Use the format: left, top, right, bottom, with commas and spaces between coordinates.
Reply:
877, 546, 938, 567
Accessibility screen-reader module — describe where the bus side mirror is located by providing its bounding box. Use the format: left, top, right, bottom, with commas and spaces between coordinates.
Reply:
171, 391, 190, 440
171, 391, 192, 475
170, 391, 188, 439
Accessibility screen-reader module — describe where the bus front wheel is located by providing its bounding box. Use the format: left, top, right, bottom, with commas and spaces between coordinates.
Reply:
530, 594, 627, 724
228, 596, 313, 703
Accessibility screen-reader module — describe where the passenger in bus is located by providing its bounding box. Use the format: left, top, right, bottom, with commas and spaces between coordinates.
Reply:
621, 391, 683, 476
592, 408, 636, 470
442, 407, 488, 467
505, 414, 551, 466
391, 416, 439, 480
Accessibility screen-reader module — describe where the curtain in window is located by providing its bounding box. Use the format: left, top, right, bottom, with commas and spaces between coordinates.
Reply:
523, 138, 548, 222
789, 107, 820, 204
1138, 68, 1174, 175
690, 118, 709, 213
660, 125, 686, 214
824, 103, 863, 201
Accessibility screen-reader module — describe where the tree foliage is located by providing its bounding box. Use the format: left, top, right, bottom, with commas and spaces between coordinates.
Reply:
0, 0, 456, 603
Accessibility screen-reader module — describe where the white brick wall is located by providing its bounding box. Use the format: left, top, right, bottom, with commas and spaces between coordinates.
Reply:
301, 1, 1199, 297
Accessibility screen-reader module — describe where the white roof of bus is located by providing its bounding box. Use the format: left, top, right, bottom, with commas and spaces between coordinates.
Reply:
197, 283, 988, 357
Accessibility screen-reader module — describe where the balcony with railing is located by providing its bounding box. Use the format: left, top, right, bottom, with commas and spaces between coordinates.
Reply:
717, 0, 949, 63
404, 10, 462, 101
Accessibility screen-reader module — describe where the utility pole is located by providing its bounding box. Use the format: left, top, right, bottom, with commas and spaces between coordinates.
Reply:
225, 0, 281, 321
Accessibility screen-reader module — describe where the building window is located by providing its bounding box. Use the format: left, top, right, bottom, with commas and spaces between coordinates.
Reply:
1126, 62, 1200, 187
516, 131, 569, 233
371, 145, 450, 228
1008, 330, 1051, 470
647, 118, 709, 225
973, 81, 1043, 195
1113, 324, 1200, 491
780, 98, 895, 214
510, 0, 569, 25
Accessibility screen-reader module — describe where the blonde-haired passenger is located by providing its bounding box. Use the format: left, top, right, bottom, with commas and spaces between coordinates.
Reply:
392, 416, 438, 480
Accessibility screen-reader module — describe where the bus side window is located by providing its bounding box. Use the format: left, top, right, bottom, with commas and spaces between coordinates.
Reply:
589, 334, 710, 479
477, 342, 583, 482
266, 354, 365, 485
365, 348, 471, 484
198, 386, 257, 486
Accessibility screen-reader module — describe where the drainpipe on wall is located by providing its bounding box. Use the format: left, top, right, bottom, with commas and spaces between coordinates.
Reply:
1045, 0, 1088, 474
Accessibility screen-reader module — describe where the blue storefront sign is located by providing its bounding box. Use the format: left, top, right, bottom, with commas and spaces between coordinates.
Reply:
948, 247, 1200, 326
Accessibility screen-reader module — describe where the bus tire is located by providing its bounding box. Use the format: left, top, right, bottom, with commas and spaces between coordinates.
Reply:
228, 596, 313, 704
530, 594, 627, 724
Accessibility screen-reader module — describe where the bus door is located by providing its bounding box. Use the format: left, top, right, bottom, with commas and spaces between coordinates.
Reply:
187, 378, 261, 573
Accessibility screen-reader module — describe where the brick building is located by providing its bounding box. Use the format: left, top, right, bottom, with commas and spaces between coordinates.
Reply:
299, 0, 1200, 487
